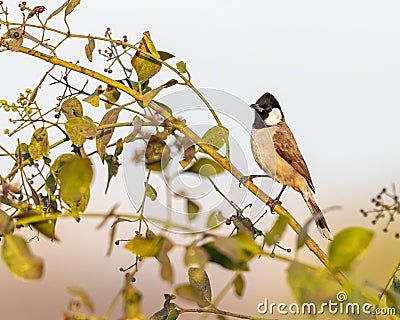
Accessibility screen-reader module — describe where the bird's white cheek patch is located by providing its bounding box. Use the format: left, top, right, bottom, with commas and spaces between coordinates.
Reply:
265, 108, 282, 126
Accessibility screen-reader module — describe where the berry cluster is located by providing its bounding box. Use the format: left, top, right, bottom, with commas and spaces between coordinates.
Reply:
360, 186, 399, 238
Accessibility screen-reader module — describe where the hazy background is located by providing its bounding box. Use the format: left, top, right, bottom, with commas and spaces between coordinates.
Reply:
0, 1, 399, 319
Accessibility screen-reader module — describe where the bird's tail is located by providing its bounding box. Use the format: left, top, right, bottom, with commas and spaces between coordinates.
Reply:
303, 193, 333, 240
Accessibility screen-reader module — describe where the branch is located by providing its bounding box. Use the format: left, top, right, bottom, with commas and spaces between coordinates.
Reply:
15, 45, 346, 285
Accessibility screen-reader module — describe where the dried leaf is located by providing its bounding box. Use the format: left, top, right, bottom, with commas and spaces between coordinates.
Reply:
124, 116, 142, 143
0, 210, 14, 234
142, 79, 178, 107
85, 36, 95, 62
47, 0, 69, 20
96, 107, 122, 162
61, 97, 83, 119
67, 287, 95, 313
188, 268, 212, 307
65, 0, 80, 16
28, 127, 49, 160
158, 51, 175, 61
179, 145, 196, 169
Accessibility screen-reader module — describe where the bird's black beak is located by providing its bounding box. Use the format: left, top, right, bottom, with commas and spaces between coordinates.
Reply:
250, 103, 263, 112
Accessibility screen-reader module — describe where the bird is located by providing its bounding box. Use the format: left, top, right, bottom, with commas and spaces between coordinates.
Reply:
243, 92, 333, 240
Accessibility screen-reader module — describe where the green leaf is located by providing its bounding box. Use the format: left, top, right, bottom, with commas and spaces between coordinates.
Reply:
51, 153, 74, 175
287, 262, 339, 304
145, 135, 171, 171
201, 233, 259, 271
61, 97, 83, 119
186, 199, 200, 221
166, 309, 179, 320
206, 211, 223, 229
176, 61, 187, 74
188, 267, 212, 307
184, 246, 209, 268
84, 36, 95, 62
15, 142, 32, 164
131, 31, 161, 81
158, 51, 175, 61
124, 116, 142, 143
233, 273, 245, 297
65, 0, 80, 16
33, 220, 57, 240
123, 284, 144, 319
176, 283, 205, 305
145, 183, 157, 201
142, 80, 178, 107
65, 117, 97, 147
199, 126, 229, 152
328, 227, 374, 272
264, 215, 289, 246
96, 107, 122, 162
103, 85, 121, 109
115, 138, 123, 156
125, 235, 164, 258
59, 157, 93, 215
186, 158, 224, 177
153, 101, 173, 116
83, 86, 102, 107
0, 209, 14, 234
1, 234, 44, 280
67, 287, 95, 313
386, 277, 400, 312
28, 127, 49, 160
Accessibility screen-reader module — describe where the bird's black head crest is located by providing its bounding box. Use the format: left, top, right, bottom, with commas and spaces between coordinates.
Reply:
251, 92, 284, 128
256, 92, 281, 110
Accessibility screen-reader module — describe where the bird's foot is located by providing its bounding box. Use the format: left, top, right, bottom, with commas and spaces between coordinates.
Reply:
239, 175, 253, 188
270, 198, 282, 214
239, 174, 269, 188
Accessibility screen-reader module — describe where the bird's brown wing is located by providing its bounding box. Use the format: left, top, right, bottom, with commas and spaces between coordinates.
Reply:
272, 122, 315, 192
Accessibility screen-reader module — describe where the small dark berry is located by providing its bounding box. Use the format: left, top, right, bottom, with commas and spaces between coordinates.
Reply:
395, 233, 399, 239
372, 220, 376, 225
382, 188, 387, 193
104, 68, 108, 72
132, 277, 136, 282
115, 240, 120, 245
225, 219, 231, 225
108, 69, 112, 73
55, 113, 60, 119
286, 248, 292, 253
383, 228, 388, 233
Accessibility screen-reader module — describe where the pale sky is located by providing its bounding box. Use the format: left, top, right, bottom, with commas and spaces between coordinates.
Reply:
0, 1, 399, 319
